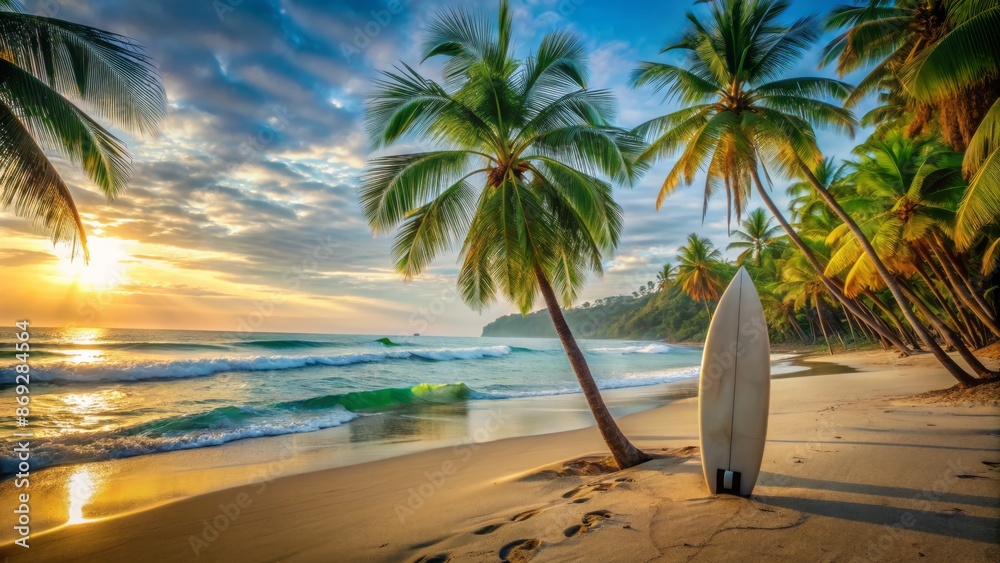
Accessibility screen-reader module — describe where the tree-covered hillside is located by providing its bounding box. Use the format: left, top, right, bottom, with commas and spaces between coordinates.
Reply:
481, 286, 713, 341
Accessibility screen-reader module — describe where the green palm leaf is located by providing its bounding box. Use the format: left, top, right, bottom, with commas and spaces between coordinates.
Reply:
902, 6, 1000, 101
0, 4, 165, 257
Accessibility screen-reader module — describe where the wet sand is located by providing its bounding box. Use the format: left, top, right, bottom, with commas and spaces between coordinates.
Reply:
2, 351, 998, 562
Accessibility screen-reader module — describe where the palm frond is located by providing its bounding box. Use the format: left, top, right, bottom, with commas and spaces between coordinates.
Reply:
0, 103, 87, 258
0, 12, 166, 136
391, 178, 478, 279
359, 151, 481, 234
628, 61, 719, 104
902, 6, 1000, 100
954, 144, 1000, 249
0, 57, 131, 197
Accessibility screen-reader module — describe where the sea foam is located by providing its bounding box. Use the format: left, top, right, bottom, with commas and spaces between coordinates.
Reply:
1, 346, 514, 383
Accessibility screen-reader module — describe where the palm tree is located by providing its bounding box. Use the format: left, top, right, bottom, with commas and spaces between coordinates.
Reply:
727, 208, 784, 267
823, 0, 998, 150
0, 1, 166, 259
823, 1, 1000, 253
675, 233, 727, 318
777, 250, 839, 355
360, 1, 649, 468
956, 97, 1000, 254
628, 0, 917, 361
827, 132, 997, 377
656, 262, 677, 292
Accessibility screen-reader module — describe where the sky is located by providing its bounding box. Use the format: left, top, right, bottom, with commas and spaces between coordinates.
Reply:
0, 0, 862, 337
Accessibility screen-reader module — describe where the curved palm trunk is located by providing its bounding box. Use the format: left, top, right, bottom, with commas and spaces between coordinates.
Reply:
914, 256, 978, 347
935, 233, 997, 322
853, 296, 898, 346
533, 264, 651, 468
786, 310, 810, 343
748, 168, 913, 355
897, 279, 997, 379
841, 303, 858, 343
929, 235, 1000, 333
815, 299, 833, 355
920, 246, 990, 345
862, 289, 920, 350
796, 163, 978, 387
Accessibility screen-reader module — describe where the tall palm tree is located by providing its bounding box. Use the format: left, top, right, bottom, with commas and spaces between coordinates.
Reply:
360, 1, 649, 468
628, 0, 918, 360
656, 262, 677, 292
824, 1, 1000, 252
727, 208, 784, 267
823, 0, 998, 150
827, 132, 997, 377
675, 233, 727, 318
777, 248, 839, 355
0, 1, 166, 259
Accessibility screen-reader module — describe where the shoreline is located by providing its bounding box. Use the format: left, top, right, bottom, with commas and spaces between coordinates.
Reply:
0, 349, 817, 543
3, 350, 998, 561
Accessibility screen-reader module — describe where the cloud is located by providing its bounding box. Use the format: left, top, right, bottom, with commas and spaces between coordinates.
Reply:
3, 0, 856, 335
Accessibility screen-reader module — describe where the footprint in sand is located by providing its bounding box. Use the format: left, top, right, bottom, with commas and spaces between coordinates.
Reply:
511, 509, 541, 522
413, 553, 451, 563
474, 523, 505, 535
562, 480, 622, 499
563, 510, 614, 537
499, 538, 542, 562
562, 485, 589, 499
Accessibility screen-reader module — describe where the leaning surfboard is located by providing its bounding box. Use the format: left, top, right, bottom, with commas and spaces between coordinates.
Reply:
698, 266, 770, 496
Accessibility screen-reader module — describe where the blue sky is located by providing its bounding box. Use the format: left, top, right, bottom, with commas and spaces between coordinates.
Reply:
2, 0, 870, 336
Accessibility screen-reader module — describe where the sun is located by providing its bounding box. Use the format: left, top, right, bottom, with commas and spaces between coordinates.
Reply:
58, 237, 132, 290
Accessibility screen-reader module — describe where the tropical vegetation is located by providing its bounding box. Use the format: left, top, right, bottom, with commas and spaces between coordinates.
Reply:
0, 0, 166, 259
360, 0, 650, 467
630, 0, 997, 387
365, 0, 999, 468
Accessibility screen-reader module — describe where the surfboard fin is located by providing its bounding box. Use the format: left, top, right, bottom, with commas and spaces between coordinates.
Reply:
715, 468, 742, 496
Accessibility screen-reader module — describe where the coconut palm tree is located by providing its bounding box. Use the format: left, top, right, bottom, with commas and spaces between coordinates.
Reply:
827, 132, 997, 377
823, 1, 1000, 253
360, 1, 649, 468
777, 248, 839, 355
628, 0, 919, 361
656, 262, 677, 292
955, 98, 1000, 254
0, 0, 166, 259
823, 0, 998, 150
727, 208, 784, 267
675, 233, 727, 318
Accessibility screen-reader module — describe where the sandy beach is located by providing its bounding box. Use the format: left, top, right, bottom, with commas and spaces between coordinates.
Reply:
2, 350, 996, 562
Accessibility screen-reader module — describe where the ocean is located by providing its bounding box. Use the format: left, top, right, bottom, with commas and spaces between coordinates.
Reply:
0, 327, 707, 474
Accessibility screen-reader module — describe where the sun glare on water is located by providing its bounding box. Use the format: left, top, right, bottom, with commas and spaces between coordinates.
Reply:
58, 238, 131, 290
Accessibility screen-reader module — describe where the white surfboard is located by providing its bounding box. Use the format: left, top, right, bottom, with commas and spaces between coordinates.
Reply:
698, 266, 770, 496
